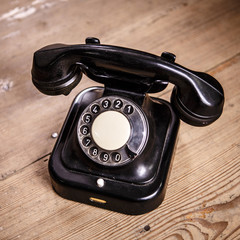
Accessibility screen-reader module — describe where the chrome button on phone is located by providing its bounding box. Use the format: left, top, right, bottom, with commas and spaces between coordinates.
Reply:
77, 96, 149, 167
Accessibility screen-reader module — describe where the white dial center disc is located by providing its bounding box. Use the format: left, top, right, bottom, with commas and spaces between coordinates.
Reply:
91, 111, 131, 150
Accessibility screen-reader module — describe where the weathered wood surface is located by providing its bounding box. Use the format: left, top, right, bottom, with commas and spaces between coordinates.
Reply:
0, 0, 239, 239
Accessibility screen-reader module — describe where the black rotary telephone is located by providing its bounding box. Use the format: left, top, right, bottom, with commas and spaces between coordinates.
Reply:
32, 37, 224, 215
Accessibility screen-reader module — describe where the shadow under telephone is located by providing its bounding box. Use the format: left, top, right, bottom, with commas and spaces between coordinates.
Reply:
31, 37, 224, 215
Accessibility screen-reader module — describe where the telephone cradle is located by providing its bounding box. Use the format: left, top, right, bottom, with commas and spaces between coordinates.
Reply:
31, 37, 224, 215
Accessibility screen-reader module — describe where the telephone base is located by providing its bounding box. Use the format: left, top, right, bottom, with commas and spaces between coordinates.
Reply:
49, 87, 179, 215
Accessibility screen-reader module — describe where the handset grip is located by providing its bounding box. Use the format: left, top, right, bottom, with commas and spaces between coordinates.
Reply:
31, 37, 224, 126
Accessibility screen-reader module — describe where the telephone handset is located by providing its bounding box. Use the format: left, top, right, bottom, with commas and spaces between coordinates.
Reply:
32, 37, 224, 214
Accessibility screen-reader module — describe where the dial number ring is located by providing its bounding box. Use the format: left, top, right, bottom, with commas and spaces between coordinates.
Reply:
77, 96, 148, 167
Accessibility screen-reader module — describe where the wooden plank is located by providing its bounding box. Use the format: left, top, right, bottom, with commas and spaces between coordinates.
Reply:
0, 50, 239, 240
0, 0, 239, 179
0, 0, 196, 179
0, 1, 239, 178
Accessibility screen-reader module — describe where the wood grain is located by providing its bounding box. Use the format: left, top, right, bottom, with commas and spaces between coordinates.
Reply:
0, 0, 239, 239
0, 0, 239, 178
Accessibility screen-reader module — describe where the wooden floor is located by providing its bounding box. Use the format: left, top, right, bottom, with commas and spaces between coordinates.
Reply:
0, 0, 239, 239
